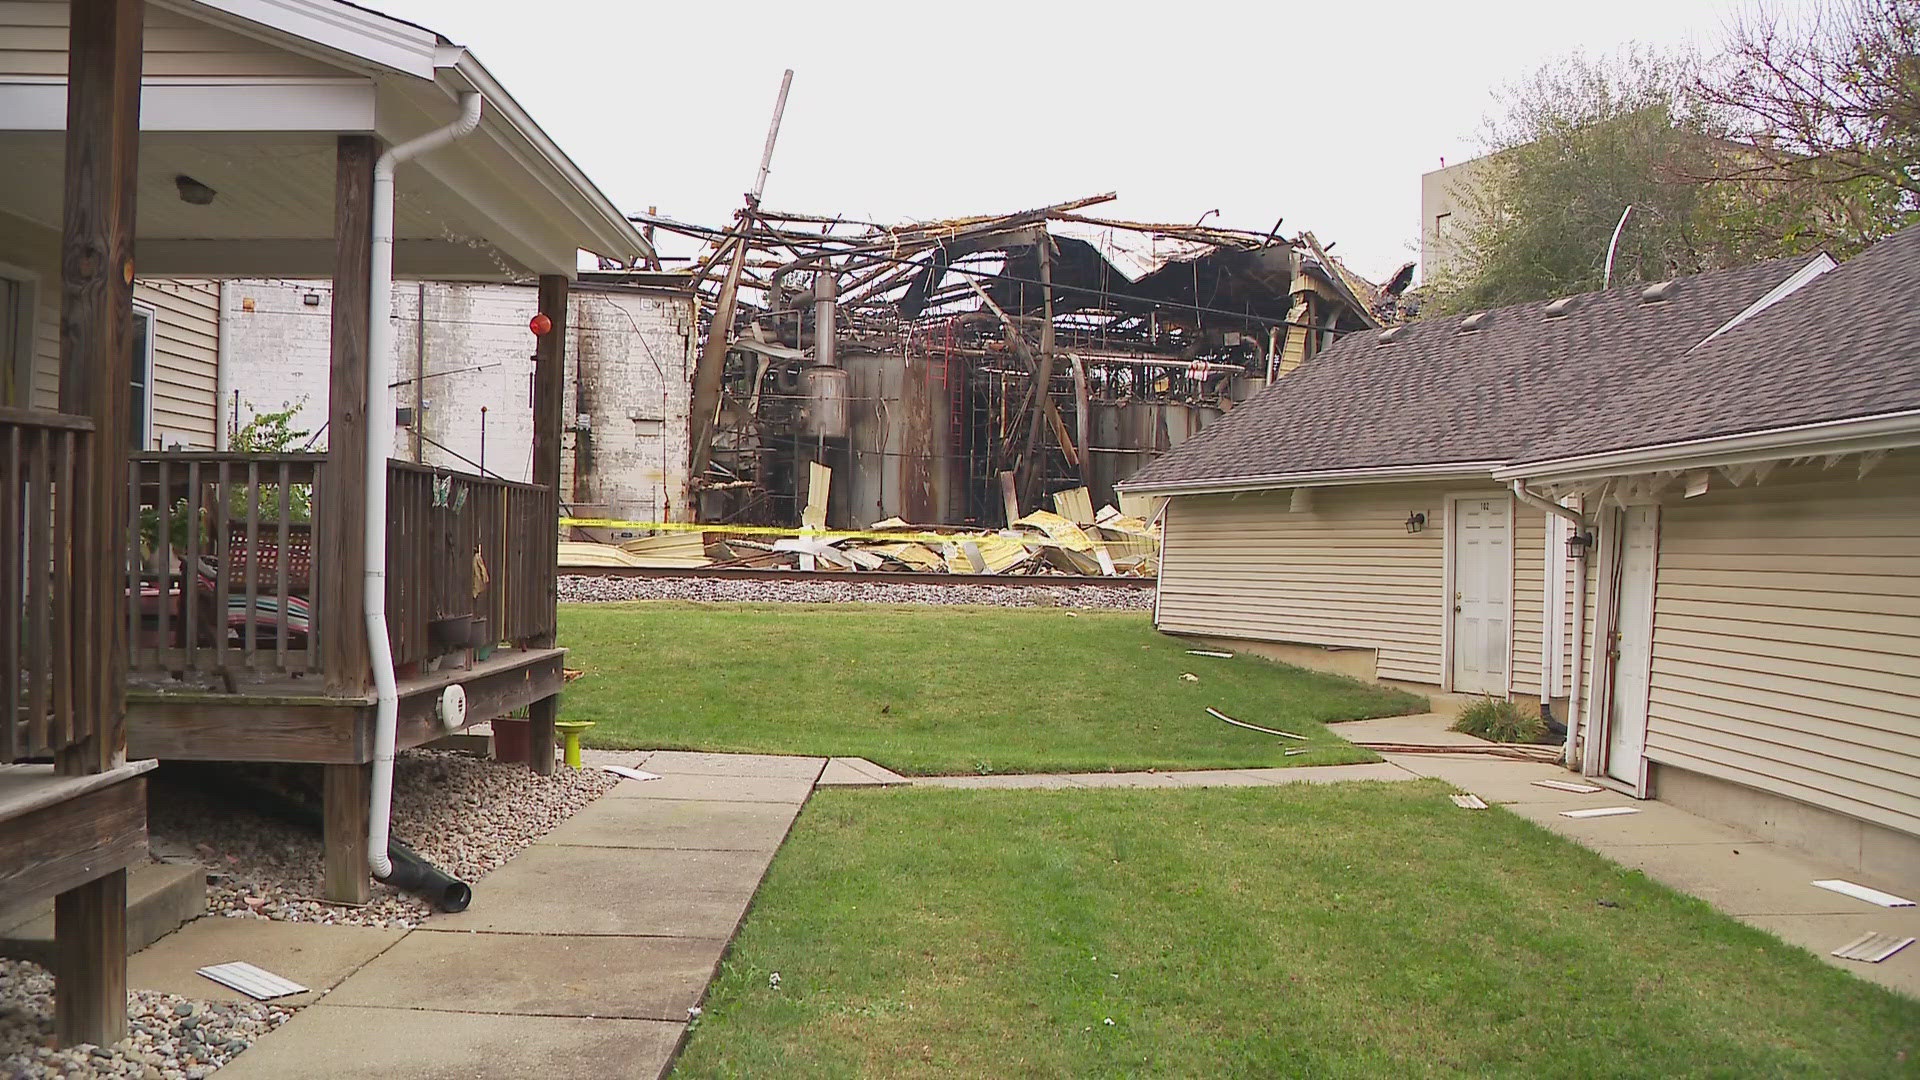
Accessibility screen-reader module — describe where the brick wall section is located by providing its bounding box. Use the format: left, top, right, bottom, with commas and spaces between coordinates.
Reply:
218, 279, 693, 519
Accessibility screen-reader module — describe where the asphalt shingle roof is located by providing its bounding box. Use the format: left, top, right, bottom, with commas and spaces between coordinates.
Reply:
1515, 224, 1920, 465
1120, 252, 1846, 490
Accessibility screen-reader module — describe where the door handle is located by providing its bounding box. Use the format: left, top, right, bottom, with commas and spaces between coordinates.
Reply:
1453, 605, 1462, 613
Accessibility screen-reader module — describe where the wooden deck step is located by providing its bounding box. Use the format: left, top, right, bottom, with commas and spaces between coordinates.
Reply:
0, 862, 204, 967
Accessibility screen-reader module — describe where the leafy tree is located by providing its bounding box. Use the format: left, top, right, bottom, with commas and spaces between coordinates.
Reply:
228, 400, 313, 523
1428, 3, 1917, 314
1427, 51, 1734, 313
1694, 0, 1920, 253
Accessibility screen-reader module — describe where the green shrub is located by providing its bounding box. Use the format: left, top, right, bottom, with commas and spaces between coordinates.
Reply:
1451, 697, 1547, 743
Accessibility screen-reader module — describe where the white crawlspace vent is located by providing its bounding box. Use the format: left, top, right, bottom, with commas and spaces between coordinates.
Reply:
1458, 311, 1492, 333
1641, 280, 1679, 303
1544, 296, 1580, 318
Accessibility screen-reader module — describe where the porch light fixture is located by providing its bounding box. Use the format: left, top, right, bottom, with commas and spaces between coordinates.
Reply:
1567, 529, 1595, 560
173, 174, 216, 206
1405, 511, 1427, 534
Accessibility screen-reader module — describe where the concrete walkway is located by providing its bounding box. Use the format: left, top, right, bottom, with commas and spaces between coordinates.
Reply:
210, 750, 824, 1080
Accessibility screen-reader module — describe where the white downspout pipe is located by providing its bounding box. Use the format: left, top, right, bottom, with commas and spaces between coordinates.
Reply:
1510, 479, 1587, 771
367, 92, 484, 880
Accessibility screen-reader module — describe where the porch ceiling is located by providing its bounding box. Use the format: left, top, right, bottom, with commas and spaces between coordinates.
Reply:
0, 129, 537, 281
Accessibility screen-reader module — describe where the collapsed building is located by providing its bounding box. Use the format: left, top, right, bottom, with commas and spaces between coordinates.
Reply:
652, 194, 1408, 529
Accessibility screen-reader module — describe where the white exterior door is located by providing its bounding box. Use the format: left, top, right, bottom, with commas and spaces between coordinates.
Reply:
1451, 497, 1510, 695
1607, 506, 1659, 786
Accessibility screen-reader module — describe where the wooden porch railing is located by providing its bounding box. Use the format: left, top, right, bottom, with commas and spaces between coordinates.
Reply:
128, 453, 325, 679
127, 454, 555, 685
1, 407, 97, 761
385, 462, 556, 671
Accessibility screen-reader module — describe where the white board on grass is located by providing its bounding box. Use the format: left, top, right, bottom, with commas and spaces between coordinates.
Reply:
1559, 807, 1640, 819
1811, 880, 1916, 908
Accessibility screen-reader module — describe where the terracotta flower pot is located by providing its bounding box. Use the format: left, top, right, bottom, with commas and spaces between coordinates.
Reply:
492, 717, 530, 763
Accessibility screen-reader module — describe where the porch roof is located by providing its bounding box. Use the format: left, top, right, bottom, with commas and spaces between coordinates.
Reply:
0, 0, 653, 280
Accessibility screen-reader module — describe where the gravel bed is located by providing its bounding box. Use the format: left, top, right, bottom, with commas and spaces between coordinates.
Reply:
149, 750, 617, 929
559, 574, 1153, 610
0, 960, 290, 1079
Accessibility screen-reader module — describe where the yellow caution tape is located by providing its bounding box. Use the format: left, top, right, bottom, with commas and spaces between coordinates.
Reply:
559, 517, 979, 545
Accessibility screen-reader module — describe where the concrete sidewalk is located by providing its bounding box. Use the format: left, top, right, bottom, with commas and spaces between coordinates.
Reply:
211, 750, 824, 1080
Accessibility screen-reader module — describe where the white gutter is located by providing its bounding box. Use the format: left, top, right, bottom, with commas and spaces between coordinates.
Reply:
1509, 480, 1586, 770
366, 90, 484, 881
442, 50, 655, 268
1495, 409, 1920, 485
1118, 461, 1507, 497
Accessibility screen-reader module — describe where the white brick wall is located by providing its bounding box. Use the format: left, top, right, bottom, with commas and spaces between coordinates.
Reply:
219, 279, 692, 520
563, 287, 695, 523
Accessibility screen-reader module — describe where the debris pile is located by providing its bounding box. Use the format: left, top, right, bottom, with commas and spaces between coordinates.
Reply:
559, 484, 1160, 578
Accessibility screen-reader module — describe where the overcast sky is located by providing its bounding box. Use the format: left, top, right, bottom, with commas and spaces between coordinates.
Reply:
377, 0, 1783, 283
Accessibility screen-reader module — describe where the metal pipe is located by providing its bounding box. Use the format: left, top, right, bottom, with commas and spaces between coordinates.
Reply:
1603, 205, 1633, 288
751, 70, 793, 203
1511, 479, 1588, 770
813, 268, 837, 368
366, 91, 484, 882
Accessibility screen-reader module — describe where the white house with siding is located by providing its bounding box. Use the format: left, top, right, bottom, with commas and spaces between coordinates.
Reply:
1122, 229, 1920, 892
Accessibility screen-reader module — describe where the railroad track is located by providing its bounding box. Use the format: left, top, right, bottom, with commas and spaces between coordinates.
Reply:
557, 564, 1158, 590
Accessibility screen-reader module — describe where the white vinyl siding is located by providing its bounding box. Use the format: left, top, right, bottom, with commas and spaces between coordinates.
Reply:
1157, 482, 1485, 685
136, 279, 221, 448
1644, 454, 1920, 838
1511, 505, 1547, 699
0, 1, 340, 79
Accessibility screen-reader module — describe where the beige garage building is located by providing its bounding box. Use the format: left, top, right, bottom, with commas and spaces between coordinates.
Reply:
1124, 229, 1919, 891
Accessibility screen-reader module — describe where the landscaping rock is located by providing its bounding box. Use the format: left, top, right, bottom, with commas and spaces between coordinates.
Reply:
558, 574, 1152, 610
150, 750, 616, 930
0, 960, 291, 1078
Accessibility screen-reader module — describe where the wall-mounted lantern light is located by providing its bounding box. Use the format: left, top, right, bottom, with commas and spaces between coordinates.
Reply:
1405, 511, 1427, 534
1567, 529, 1596, 560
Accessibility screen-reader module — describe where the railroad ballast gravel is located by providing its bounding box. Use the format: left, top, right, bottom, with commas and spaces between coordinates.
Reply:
559, 574, 1153, 610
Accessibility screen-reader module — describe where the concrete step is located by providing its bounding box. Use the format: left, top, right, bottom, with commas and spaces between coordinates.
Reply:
424, 727, 493, 756
0, 861, 205, 966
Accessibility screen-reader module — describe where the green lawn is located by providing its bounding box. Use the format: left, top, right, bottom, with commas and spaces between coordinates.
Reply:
674, 783, 1920, 1078
558, 603, 1425, 775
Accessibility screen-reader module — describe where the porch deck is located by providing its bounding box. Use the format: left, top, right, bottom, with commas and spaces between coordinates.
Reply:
127, 645, 566, 764
125, 451, 560, 763
123, 450, 564, 903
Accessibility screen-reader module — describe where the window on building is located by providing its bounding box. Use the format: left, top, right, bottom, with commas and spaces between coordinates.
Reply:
1434, 212, 1453, 244
130, 303, 155, 449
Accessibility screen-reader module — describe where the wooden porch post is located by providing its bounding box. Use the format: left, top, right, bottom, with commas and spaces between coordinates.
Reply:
322, 763, 372, 905
322, 135, 375, 698
317, 135, 375, 902
53, 0, 143, 1048
527, 274, 567, 775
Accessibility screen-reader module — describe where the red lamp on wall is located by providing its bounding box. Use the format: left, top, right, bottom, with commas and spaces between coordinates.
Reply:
529, 312, 553, 336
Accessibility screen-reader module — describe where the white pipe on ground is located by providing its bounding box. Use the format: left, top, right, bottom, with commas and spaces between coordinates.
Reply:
367, 92, 484, 879
1510, 479, 1587, 771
